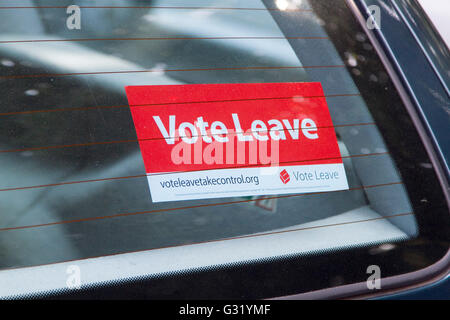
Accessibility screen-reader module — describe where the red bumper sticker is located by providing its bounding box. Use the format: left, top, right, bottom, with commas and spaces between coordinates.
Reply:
125, 82, 348, 202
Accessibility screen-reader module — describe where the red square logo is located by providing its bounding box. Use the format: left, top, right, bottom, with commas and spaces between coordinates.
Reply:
280, 169, 290, 184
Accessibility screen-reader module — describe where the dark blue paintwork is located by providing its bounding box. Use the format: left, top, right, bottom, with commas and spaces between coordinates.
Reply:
377, 275, 450, 300
360, 0, 450, 180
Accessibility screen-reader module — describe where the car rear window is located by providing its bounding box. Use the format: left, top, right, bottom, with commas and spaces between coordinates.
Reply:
0, 0, 446, 298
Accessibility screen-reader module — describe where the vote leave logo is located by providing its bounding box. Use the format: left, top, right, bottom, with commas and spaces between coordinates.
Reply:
279, 169, 290, 184
125, 82, 349, 202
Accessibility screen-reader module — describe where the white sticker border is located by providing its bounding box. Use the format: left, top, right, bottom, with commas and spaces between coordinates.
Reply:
147, 163, 349, 202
